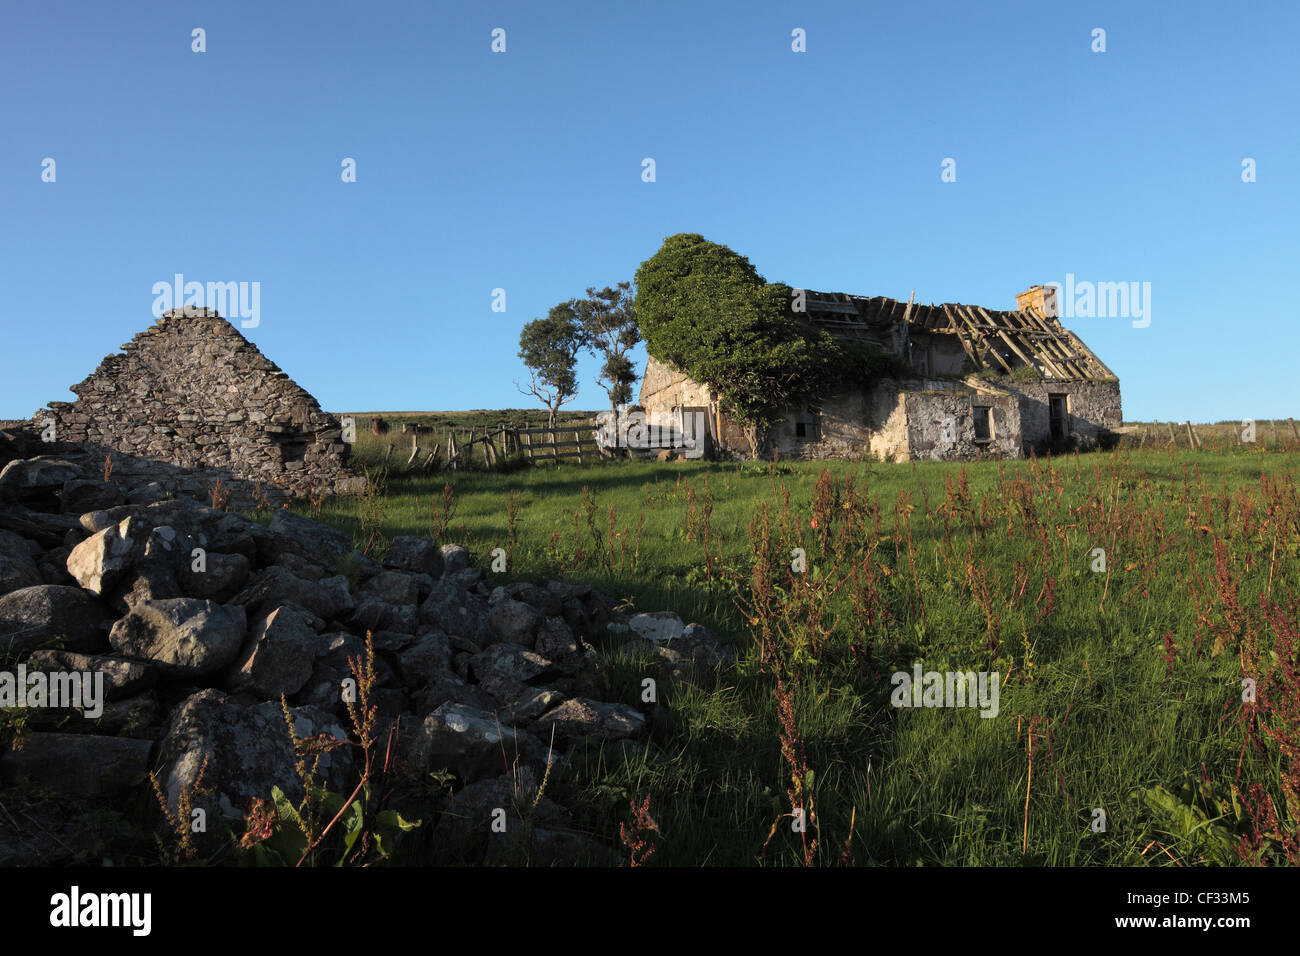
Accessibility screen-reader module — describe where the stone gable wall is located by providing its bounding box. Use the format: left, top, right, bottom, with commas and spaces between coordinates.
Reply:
33, 308, 361, 500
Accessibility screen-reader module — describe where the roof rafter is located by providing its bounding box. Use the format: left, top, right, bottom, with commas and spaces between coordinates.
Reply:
799, 288, 1114, 382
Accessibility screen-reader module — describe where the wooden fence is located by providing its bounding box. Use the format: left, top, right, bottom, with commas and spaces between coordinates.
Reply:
515, 414, 700, 463
1129, 418, 1300, 451
515, 424, 605, 464
373, 420, 610, 471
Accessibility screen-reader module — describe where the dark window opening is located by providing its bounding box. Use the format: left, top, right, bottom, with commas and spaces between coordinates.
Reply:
794, 410, 820, 442
973, 406, 992, 442
1049, 393, 1068, 440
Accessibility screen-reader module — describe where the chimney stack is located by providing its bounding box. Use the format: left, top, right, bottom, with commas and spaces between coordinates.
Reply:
1015, 285, 1058, 318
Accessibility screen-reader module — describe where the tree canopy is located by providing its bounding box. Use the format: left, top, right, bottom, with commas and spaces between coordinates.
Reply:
516, 301, 587, 428
573, 282, 640, 413
633, 233, 842, 454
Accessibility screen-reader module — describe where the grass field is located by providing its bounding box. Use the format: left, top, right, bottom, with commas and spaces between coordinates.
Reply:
299, 427, 1300, 866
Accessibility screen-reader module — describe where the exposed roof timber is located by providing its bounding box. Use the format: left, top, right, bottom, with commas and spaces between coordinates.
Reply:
996, 307, 1084, 376
1038, 320, 1097, 377
1062, 331, 1114, 379
1024, 308, 1117, 379
808, 301, 859, 315
800, 289, 1114, 381
975, 306, 1043, 372
1000, 309, 1070, 377
950, 303, 1094, 379
953, 305, 1014, 373
942, 305, 982, 367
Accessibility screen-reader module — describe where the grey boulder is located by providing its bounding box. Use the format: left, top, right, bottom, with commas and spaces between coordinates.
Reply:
0, 458, 82, 502
404, 703, 551, 785
232, 565, 354, 621
536, 698, 647, 743
225, 605, 319, 699
154, 688, 353, 821
0, 584, 114, 656
480, 598, 541, 648
65, 517, 145, 596
25, 649, 158, 700
109, 598, 246, 677
385, 536, 445, 580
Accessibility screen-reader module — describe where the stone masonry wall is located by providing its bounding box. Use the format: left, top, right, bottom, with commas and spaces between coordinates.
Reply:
905, 384, 1022, 461
767, 381, 909, 461
640, 358, 1120, 462
33, 307, 362, 501
638, 356, 748, 455
1008, 380, 1123, 449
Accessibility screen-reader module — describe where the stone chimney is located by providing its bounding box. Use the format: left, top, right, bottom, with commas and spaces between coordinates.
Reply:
1015, 285, 1059, 318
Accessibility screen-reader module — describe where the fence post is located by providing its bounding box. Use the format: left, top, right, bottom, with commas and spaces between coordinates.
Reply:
524, 431, 533, 462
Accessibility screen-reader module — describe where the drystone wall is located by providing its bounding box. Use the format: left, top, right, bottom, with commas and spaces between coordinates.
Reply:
0, 454, 735, 865
33, 308, 362, 505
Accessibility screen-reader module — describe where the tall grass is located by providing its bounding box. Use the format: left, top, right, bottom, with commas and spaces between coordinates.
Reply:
307, 441, 1299, 865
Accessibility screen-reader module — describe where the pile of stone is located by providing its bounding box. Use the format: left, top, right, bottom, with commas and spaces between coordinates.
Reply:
0, 453, 735, 865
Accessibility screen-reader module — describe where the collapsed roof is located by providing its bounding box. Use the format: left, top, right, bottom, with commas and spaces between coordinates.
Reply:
799, 290, 1116, 382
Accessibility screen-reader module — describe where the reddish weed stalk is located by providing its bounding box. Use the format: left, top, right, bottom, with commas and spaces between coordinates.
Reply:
1018, 712, 1073, 856
620, 794, 660, 866
1235, 596, 1300, 864
210, 478, 230, 512
761, 678, 819, 865
430, 482, 456, 541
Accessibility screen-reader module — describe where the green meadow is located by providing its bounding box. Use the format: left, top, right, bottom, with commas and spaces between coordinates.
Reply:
300, 428, 1299, 866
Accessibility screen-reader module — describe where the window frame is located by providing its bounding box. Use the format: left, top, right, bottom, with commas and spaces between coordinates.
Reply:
793, 408, 821, 442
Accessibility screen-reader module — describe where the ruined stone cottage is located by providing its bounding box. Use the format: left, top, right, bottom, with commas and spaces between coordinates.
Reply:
639, 285, 1121, 461
33, 307, 362, 501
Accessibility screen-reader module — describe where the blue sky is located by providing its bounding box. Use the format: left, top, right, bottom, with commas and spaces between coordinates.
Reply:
2, 0, 1296, 422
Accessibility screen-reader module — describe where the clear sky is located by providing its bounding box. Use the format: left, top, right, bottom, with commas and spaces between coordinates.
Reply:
2, 0, 1297, 423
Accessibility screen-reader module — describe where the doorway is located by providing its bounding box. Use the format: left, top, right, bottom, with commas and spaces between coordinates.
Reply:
1049, 393, 1068, 441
